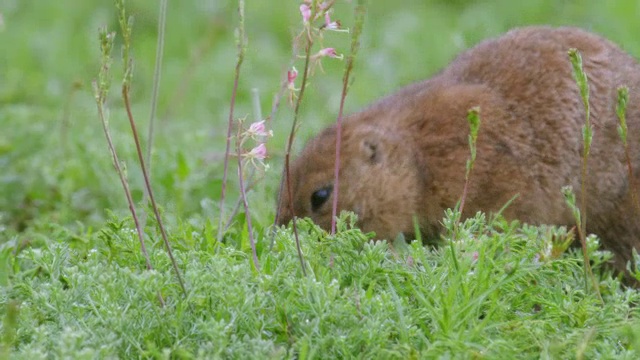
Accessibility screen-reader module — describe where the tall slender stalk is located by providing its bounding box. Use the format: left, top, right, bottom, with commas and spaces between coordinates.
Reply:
217, 0, 246, 242
568, 48, 601, 301
122, 86, 187, 296
277, 0, 353, 272
568, 49, 592, 244
271, 37, 307, 248
458, 107, 481, 218
615, 86, 640, 215
330, 1, 367, 234
283, 40, 314, 276
116, 0, 187, 296
449, 107, 481, 272
93, 27, 164, 307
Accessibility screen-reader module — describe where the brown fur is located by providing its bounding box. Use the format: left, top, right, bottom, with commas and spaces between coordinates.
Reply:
277, 26, 640, 276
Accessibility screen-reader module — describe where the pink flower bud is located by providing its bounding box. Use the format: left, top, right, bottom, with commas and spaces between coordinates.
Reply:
288, 67, 298, 86
300, 4, 311, 23
247, 120, 273, 138
286, 67, 300, 106
248, 120, 265, 135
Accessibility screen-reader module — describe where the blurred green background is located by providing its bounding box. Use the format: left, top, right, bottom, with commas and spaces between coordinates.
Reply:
2, 0, 640, 239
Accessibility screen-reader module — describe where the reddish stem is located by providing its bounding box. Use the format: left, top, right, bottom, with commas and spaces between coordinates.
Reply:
282, 39, 314, 276
94, 80, 164, 307
123, 85, 188, 297
217, 59, 242, 241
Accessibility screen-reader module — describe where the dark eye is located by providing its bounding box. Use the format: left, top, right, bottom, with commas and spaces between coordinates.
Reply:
311, 186, 332, 212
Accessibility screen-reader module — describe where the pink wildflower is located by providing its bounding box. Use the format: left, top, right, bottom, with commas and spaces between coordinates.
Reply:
317, 47, 343, 59
300, 4, 311, 23
323, 12, 342, 31
243, 143, 269, 170
287, 67, 299, 88
287, 67, 300, 106
247, 120, 273, 139
305, 48, 344, 74
247, 143, 267, 160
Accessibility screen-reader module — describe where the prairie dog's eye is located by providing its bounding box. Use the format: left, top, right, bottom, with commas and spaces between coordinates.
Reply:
311, 186, 332, 212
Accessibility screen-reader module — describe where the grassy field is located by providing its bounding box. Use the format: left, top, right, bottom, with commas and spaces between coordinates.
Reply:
3, 0, 640, 358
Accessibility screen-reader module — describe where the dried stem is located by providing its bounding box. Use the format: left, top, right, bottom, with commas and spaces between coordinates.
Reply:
93, 27, 164, 307
116, 0, 187, 296
122, 86, 187, 296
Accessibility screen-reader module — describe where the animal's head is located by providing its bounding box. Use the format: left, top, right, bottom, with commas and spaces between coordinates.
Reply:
276, 121, 425, 240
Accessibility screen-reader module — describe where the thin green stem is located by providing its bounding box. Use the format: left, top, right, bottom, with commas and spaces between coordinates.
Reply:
568, 49, 601, 302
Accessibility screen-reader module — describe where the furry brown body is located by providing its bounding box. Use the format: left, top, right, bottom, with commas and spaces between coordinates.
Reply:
277, 26, 640, 275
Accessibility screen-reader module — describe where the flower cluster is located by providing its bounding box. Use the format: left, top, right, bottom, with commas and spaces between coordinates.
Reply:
286, 0, 350, 105
239, 118, 273, 171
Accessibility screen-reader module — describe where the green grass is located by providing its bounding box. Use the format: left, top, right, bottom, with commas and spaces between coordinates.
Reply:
3, 0, 640, 358
4, 213, 640, 358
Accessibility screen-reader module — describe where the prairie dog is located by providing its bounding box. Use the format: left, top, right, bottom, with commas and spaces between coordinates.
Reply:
277, 26, 640, 276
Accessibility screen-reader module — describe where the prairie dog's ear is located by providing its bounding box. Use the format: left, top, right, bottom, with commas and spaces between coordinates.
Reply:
361, 138, 382, 164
